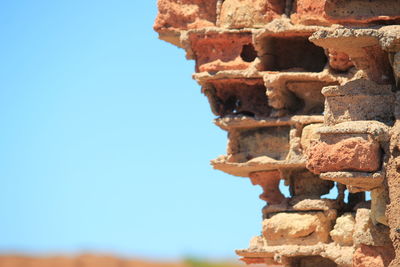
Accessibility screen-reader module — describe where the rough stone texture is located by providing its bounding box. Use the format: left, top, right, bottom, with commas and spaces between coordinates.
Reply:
291, 0, 329, 26
219, 0, 284, 29
300, 123, 322, 154
249, 171, 285, 205
353, 245, 395, 267
262, 212, 334, 246
371, 186, 389, 226
188, 32, 255, 72
324, 94, 395, 125
310, 30, 394, 84
154, 0, 218, 46
287, 169, 334, 198
386, 121, 400, 267
263, 72, 339, 116
328, 50, 354, 72
306, 136, 381, 174
262, 198, 339, 220
394, 52, 400, 87
330, 213, 355, 246
321, 80, 395, 125
154, 0, 217, 31
155, 2, 400, 266
237, 241, 354, 266
320, 171, 384, 192
291, 0, 400, 26
228, 126, 290, 163
324, 0, 400, 24
353, 208, 392, 247
285, 81, 326, 114
203, 79, 270, 117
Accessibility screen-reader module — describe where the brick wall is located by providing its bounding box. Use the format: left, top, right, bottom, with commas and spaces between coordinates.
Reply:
154, 1, 400, 266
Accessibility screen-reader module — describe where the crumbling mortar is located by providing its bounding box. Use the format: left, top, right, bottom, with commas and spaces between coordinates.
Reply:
155, 2, 400, 265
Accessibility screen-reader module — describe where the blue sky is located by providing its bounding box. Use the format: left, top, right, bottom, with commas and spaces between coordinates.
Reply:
0, 1, 266, 260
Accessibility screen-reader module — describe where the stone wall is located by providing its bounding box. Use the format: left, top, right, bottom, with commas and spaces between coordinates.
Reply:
154, 1, 400, 266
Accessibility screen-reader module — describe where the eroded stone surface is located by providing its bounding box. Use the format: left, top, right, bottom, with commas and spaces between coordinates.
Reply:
300, 123, 322, 154
311, 30, 394, 84
371, 186, 389, 226
287, 169, 334, 198
306, 137, 381, 174
386, 122, 400, 267
188, 32, 255, 72
219, 0, 284, 29
154, 0, 217, 31
249, 171, 285, 205
321, 80, 395, 125
291, 0, 329, 26
330, 213, 355, 246
228, 126, 290, 163
328, 50, 354, 72
353, 208, 392, 247
155, 2, 400, 266
262, 212, 334, 245
324, 0, 400, 24
203, 79, 270, 117
353, 244, 395, 267
320, 171, 384, 192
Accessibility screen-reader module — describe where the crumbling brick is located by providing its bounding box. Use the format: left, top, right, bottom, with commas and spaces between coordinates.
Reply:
155, 1, 400, 265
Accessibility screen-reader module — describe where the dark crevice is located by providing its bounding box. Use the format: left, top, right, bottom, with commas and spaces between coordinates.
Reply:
240, 44, 257, 62
261, 36, 327, 72
290, 256, 337, 267
204, 80, 271, 117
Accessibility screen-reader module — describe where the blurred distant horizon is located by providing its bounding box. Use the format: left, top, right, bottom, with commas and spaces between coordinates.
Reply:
0, 254, 247, 267
0, 0, 363, 262
0, 0, 264, 260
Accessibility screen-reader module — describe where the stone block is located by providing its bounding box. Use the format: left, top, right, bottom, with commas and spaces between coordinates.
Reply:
154, 0, 217, 31
287, 169, 334, 198
371, 186, 389, 226
322, 80, 395, 125
330, 213, 355, 246
291, 0, 329, 26
353, 208, 392, 247
189, 32, 256, 73
353, 244, 395, 267
228, 126, 290, 163
306, 136, 381, 174
203, 79, 270, 117
262, 212, 335, 245
292, 0, 400, 26
327, 49, 354, 72
324, 0, 400, 24
320, 171, 383, 192
300, 123, 322, 154
250, 170, 285, 205
219, 0, 284, 29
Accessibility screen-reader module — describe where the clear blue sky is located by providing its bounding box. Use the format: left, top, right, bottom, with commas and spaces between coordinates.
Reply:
0, 1, 267, 260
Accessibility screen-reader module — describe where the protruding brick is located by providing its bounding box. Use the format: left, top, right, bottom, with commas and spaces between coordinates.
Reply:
154, 0, 217, 31
307, 137, 381, 174
353, 245, 395, 267
219, 0, 284, 28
